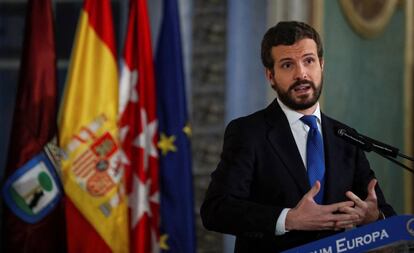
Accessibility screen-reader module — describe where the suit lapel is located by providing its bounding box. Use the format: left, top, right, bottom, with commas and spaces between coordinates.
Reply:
321, 114, 344, 204
265, 100, 310, 195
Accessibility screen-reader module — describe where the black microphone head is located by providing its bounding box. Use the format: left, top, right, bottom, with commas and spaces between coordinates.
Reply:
335, 127, 373, 152
337, 128, 346, 137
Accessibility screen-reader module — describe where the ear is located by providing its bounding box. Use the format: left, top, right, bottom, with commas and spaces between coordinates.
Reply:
265, 68, 275, 84
320, 58, 324, 70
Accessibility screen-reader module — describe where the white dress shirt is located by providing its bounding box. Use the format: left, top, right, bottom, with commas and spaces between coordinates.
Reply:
274, 98, 323, 235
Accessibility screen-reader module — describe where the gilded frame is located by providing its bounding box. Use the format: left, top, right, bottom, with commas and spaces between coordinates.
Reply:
339, 0, 399, 39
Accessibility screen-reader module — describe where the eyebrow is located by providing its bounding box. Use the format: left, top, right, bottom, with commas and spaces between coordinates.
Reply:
278, 53, 316, 63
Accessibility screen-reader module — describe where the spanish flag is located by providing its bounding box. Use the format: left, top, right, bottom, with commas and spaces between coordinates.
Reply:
58, 0, 129, 252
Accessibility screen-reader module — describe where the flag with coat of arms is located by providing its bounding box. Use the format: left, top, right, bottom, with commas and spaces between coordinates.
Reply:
58, 0, 129, 252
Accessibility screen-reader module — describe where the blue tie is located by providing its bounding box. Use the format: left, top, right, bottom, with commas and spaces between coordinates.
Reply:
300, 115, 325, 204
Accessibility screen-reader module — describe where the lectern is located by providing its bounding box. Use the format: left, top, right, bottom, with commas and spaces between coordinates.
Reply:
282, 215, 414, 253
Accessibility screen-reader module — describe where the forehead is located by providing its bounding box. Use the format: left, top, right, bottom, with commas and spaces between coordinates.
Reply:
271, 38, 318, 62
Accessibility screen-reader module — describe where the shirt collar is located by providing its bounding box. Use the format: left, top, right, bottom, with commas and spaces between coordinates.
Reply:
276, 98, 322, 126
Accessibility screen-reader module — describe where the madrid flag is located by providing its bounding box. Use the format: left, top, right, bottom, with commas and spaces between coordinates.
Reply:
118, 0, 160, 252
58, 0, 129, 252
2, 0, 65, 252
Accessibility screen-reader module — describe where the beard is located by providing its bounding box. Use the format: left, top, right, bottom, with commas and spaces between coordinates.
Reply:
272, 76, 323, 111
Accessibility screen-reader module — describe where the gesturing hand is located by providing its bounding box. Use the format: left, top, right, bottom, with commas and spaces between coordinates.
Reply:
338, 178, 380, 226
285, 181, 359, 231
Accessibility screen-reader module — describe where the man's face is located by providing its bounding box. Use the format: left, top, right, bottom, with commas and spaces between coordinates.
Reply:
266, 38, 323, 111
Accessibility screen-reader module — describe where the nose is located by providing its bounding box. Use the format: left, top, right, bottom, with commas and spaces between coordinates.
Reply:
294, 63, 308, 80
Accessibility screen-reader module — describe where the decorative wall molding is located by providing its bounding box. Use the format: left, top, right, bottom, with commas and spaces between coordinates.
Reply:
403, 0, 414, 213
339, 0, 399, 38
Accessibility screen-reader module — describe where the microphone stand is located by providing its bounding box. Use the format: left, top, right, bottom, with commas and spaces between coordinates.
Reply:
398, 152, 414, 162
375, 151, 414, 174
353, 130, 414, 174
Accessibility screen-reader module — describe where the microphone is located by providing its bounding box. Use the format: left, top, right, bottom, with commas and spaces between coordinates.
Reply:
336, 128, 373, 152
336, 128, 399, 158
358, 134, 399, 158
336, 127, 414, 174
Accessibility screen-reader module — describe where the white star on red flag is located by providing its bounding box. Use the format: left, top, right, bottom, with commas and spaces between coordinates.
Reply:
133, 108, 158, 171
118, 125, 130, 166
129, 175, 159, 228
119, 62, 139, 114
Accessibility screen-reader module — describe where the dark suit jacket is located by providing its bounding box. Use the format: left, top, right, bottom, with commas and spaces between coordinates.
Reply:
200, 99, 396, 253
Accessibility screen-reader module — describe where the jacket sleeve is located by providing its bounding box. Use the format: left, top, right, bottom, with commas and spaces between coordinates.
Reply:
200, 119, 281, 238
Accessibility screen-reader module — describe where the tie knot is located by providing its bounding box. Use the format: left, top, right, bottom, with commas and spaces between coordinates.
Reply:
301, 115, 318, 130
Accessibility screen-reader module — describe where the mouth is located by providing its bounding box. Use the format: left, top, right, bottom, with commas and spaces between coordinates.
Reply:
292, 83, 312, 95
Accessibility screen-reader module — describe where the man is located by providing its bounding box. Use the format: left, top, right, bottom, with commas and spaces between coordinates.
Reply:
200, 21, 396, 252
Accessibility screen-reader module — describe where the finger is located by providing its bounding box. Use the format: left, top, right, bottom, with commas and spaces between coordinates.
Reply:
337, 206, 360, 216
338, 206, 353, 212
305, 181, 321, 199
319, 221, 336, 230
332, 218, 359, 230
323, 201, 354, 213
346, 191, 365, 207
338, 206, 364, 219
366, 178, 377, 200
335, 220, 355, 227
329, 213, 359, 222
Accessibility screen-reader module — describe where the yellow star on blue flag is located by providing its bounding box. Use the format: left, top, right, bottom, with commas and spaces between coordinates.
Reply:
157, 133, 177, 156
183, 123, 192, 138
160, 234, 170, 250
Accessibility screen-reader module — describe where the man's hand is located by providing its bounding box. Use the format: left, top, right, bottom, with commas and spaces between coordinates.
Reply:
338, 178, 380, 226
285, 181, 359, 231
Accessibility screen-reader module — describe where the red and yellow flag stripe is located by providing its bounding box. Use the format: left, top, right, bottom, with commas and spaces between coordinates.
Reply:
59, 0, 128, 252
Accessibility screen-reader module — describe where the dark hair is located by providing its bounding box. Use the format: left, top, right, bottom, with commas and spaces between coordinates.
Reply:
261, 21, 323, 70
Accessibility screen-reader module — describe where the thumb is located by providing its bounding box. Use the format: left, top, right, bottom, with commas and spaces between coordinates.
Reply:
367, 178, 377, 200
306, 181, 321, 199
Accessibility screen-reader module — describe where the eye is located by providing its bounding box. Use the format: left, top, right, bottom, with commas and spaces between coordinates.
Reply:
281, 62, 292, 69
304, 57, 315, 64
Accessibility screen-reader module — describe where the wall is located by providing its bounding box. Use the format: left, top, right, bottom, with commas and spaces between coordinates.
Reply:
191, 0, 227, 252
322, 0, 408, 213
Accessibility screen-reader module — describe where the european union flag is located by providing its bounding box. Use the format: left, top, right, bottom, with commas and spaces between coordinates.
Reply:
155, 0, 196, 252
